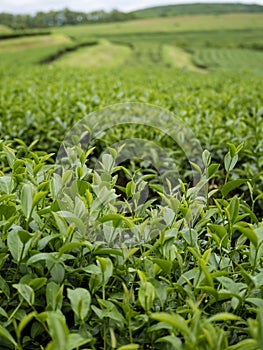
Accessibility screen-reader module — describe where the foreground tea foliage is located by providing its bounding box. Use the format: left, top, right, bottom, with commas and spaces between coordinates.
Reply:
0, 133, 263, 349
0, 53, 262, 349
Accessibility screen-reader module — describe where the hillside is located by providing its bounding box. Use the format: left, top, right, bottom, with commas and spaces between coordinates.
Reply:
131, 2, 263, 18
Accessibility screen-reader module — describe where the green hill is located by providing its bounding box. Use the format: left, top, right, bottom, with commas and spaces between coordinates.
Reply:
131, 2, 263, 18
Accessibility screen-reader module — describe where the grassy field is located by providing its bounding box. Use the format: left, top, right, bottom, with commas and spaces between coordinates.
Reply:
0, 9, 263, 350
0, 24, 12, 33
0, 34, 74, 66
2, 13, 263, 71
56, 40, 131, 69
54, 13, 263, 38
162, 45, 205, 72
0, 34, 71, 52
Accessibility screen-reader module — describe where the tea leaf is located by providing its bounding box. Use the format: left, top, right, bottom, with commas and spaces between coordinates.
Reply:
67, 288, 91, 321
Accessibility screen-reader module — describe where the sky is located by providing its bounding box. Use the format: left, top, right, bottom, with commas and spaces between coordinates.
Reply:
1, 0, 263, 14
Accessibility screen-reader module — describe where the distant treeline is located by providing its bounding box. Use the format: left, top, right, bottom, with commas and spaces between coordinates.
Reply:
0, 9, 136, 29
1, 3, 263, 30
